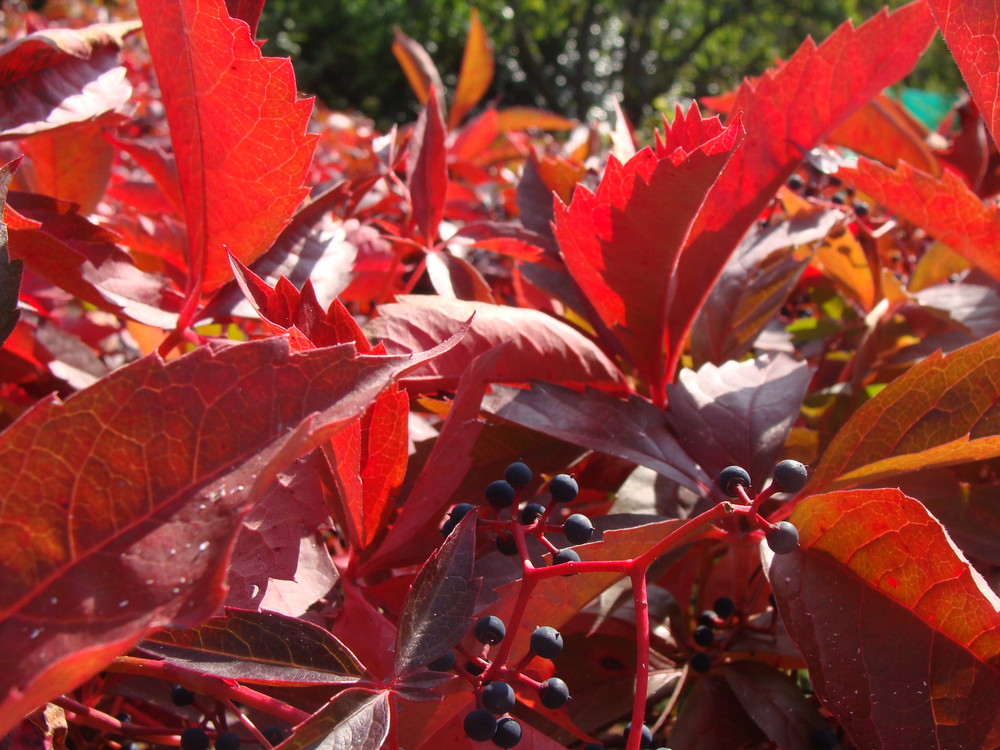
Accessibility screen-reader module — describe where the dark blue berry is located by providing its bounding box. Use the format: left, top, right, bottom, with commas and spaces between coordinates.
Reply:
530, 626, 564, 659
623, 722, 653, 749
504, 461, 533, 488
179, 728, 209, 750
539, 677, 570, 709
713, 596, 735, 619
698, 609, 718, 627
481, 681, 516, 714
450, 502, 475, 520
464, 709, 498, 742
215, 732, 241, 750
474, 615, 506, 645
261, 728, 285, 745
440, 517, 458, 536
693, 625, 714, 647
717, 466, 751, 497
465, 660, 488, 676
766, 521, 800, 554
690, 651, 711, 673
787, 174, 804, 191
486, 480, 516, 508
427, 651, 456, 672
549, 474, 578, 503
772, 460, 808, 493
520, 502, 546, 524
562, 513, 593, 544
853, 199, 869, 218
496, 532, 518, 555
171, 684, 195, 707
492, 717, 522, 748
552, 548, 580, 567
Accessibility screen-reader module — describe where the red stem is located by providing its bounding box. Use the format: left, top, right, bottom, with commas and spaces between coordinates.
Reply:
626, 568, 650, 750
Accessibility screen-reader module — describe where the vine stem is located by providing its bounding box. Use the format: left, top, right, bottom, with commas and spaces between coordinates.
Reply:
626, 568, 650, 750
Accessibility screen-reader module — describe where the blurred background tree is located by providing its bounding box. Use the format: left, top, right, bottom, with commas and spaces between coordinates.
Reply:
258, 0, 963, 127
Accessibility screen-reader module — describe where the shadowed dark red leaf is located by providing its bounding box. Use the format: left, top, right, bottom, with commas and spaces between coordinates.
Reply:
394, 512, 480, 676
224, 0, 265, 36
484, 382, 713, 496
0, 161, 21, 347
840, 157, 1000, 282
664, 354, 811, 489
449, 8, 493, 129
0, 333, 460, 734
769, 489, 1000, 749
136, 0, 316, 293
665, 1, 936, 377
141, 608, 364, 684
553, 117, 743, 403
808, 330, 1000, 493
668, 673, 768, 749
0, 22, 137, 138
280, 688, 390, 750
928, 0, 1000, 148
369, 296, 627, 393
407, 86, 448, 246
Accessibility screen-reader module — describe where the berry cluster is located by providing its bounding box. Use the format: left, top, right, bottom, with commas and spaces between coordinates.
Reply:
444, 615, 571, 746
716, 459, 808, 556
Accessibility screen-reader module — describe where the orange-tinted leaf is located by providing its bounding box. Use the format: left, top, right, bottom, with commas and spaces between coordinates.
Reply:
554, 118, 743, 401
809, 330, 1000, 493
493, 107, 577, 133
368, 296, 627, 393
668, 2, 936, 375
829, 93, 939, 175
18, 120, 115, 215
813, 228, 875, 311
0, 22, 137, 138
280, 688, 390, 750
141, 608, 364, 684
0, 336, 450, 734
392, 27, 444, 107
136, 0, 316, 292
406, 86, 448, 246
840, 157, 1000, 282
770, 489, 1000, 749
928, 0, 1000, 148
449, 8, 493, 129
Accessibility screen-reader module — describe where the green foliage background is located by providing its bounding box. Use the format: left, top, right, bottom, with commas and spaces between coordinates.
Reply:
259, 0, 962, 126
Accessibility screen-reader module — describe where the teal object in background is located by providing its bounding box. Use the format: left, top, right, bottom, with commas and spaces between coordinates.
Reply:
896, 88, 959, 131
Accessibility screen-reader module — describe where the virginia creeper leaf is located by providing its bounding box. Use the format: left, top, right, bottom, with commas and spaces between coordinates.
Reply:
0, 161, 21, 347
394, 512, 480, 676
136, 0, 316, 292
369, 296, 628, 393
927, 0, 1000, 148
392, 27, 444, 107
0, 334, 458, 734
664, 354, 811, 490
449, 8, 493, 129
808, 329, 1000, 493
813, 227, 876, 311
664, 1, 936, 377
840, 157, 1000, 282
484, 382, 714, 497
829, 93, 939, 175
667, 673, 769, 750
0, 22, 137, 138
224, 0, 265, 36
769, 489, 1000, 749
553, 117, 743, 402
279, 688, 390, 750
141, 608, 364, 684
406, 86, 448, 246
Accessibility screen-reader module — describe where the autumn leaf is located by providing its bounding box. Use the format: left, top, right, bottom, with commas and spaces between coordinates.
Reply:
828, 93, 939, 175
0, 22, 137, 138
770, 489, 1000, 749
279, 688, 390, 750
0, 161, 21, 347
0, 333, 460, 735
808, 329, 1000, 493
407, 86, 448, 246
840, 157, 1000, 282
449, 8, 494, 129
135, 0, 316, 294
392, 27, 444, 107
928, 0, 1000, 149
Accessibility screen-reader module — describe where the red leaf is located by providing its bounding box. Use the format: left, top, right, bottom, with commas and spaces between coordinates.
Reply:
667, 674, 768, 749
770, 489, 1000, 749
224, 0, 265, 37
449, 8, 494, 129
928, 0, 1000, 148
0, 336, 452, 734
668, 2, 936, 377
136, 0, 316, 293
369, 296, 627, 393
0, 162, 22, 347
828, 93, 939, 175
840, 157, 1000, 282
808, 329, 1000, 493
141, 608, 364, 684
406, 86, 448, 246
664, 354, 811, 490
279, 688, 390, 750
19, 120, 116, 215
553, 118, 743, 402
0, 22, 137, 138
392, 27, 444, 107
